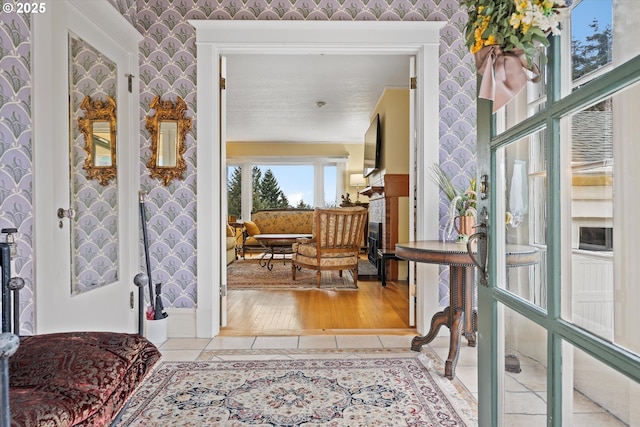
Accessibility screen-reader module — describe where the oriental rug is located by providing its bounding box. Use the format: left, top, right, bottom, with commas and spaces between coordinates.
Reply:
227, 259, 358, 290
118, 351, 477, 426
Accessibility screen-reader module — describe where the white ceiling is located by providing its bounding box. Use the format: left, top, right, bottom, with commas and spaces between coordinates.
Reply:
225, 54, 410, 143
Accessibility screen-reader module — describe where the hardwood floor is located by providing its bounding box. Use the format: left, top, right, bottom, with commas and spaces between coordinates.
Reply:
221, 277, 415, 336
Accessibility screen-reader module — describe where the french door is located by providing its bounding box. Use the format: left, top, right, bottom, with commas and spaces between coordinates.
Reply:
476, 1, 640, 425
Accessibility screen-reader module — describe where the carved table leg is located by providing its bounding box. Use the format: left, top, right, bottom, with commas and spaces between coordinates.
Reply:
408, 259, 479, 380
411, 307, 451, 351
463, 265, 477, 347
444, 308, 464, 379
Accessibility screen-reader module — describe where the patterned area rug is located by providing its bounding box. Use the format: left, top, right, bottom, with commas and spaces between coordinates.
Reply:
118, 352, 477, 426
357, 258, 379, 280
227, 259, 358, 290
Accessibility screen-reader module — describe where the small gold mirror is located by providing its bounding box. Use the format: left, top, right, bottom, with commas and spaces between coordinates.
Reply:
78, 96, 117, 185
146, 96, 191, 185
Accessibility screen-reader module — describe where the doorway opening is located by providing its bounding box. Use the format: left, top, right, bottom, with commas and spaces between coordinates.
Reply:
191, 20, 444, 338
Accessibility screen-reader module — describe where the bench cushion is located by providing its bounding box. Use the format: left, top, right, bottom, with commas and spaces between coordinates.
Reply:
9, 332, 161, 426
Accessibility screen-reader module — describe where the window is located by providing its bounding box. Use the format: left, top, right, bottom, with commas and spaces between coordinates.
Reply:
254, 165, 313, 209
227, 159, 344, 219
227, 165, 242, 218
323, 165, 337, 207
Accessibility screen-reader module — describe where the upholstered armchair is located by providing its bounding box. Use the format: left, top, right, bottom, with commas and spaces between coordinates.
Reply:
291, 207, 368, 287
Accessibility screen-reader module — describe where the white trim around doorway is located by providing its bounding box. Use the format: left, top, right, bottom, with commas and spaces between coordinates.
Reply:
189, 20, 444, 338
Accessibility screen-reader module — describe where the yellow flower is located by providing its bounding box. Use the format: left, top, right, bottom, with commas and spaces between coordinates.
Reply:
463, 0, 567, 67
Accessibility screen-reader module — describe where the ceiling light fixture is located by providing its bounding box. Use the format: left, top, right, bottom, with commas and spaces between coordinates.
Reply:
316, 101, 326, 108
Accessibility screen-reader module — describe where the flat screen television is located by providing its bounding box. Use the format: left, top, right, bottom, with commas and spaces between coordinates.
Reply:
363, 114, 381, 177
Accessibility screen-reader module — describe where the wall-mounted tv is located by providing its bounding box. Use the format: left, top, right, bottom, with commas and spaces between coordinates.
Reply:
363, 114, 381, 177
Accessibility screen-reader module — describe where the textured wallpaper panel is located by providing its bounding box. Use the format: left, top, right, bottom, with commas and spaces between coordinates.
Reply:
107, 0, 138, 26
0, 8, 34, 334
70, 36, 120, 294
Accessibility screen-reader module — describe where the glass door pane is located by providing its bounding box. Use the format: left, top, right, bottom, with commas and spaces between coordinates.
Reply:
570, 0, 613, 88
562, 84, 640, 356
495, 129, 547, 309
502, 304, 548, 426
567, 343, 637, 426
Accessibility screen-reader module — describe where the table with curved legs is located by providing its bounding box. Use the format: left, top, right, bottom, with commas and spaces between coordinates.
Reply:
395, 240, 539, 380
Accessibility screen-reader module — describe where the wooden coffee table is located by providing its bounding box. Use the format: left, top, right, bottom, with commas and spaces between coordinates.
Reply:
253, 234, 312, 271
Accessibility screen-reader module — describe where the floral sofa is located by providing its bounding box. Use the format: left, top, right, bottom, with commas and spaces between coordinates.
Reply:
225, 224, 236, 265
241, 208, 314, 256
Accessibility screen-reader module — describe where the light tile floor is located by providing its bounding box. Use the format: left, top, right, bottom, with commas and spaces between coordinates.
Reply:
156, 333, 626, 426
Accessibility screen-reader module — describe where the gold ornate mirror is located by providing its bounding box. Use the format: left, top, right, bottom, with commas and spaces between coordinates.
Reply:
146, 95, 192, 185
78, 95, 117, 185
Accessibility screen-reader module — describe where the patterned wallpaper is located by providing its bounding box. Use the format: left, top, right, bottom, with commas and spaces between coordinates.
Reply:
70, 36, 120, 294
0, 6, 34, 334
135, 0, 477, 309
107, 0, 138, 26
0, 0, 476, 332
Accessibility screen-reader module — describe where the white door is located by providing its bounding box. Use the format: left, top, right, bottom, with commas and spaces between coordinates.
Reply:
220, 55, 228, 326
408, 55, 416, 327
33, 1, 142, 333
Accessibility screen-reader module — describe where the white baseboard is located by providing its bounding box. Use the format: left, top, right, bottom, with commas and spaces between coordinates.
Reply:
165, 308, 197, 337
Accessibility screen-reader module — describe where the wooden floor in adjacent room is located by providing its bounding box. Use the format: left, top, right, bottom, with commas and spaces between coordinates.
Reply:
221, 277, 415, 336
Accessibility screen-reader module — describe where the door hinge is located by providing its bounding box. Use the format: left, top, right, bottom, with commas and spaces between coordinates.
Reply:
220, 76, 226, 90
220, 284, 227, 297
410, 76, 417, 89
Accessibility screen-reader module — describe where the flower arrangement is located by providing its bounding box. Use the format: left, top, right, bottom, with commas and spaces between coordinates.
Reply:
463, 0, 568, 111
464, 0, 567, 66
430, 164, 477, 238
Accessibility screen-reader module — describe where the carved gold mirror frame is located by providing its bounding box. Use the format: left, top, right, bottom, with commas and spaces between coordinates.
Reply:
145, 95, 192, 186
78, 95, 117, 186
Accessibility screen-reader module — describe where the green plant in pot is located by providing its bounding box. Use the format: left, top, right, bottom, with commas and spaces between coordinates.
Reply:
430, 164, 477, 242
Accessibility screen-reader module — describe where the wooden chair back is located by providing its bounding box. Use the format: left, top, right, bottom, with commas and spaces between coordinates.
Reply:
313, 207, 367, 261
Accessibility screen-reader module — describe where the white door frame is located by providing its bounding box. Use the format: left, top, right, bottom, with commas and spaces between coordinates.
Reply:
190, 20, 444, 337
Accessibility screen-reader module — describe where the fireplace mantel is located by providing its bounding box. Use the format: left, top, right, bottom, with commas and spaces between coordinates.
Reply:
363, 174, 409, 281
360, 174, 409, 199
359, 186, 384, 197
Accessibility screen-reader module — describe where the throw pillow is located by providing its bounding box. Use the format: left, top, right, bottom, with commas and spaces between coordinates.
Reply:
244, 221, 260, 236
226, 225, 235, 237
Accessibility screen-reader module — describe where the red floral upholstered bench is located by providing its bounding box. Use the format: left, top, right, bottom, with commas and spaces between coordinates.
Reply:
6, 331, 160, 426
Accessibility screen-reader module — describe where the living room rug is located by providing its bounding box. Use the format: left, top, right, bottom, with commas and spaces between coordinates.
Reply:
227, 259, 358, 290
357, 258, 379, 280
118, 352, 477, 426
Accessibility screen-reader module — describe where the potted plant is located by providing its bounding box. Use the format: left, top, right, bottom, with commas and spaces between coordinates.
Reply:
430, 164, 477, 241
